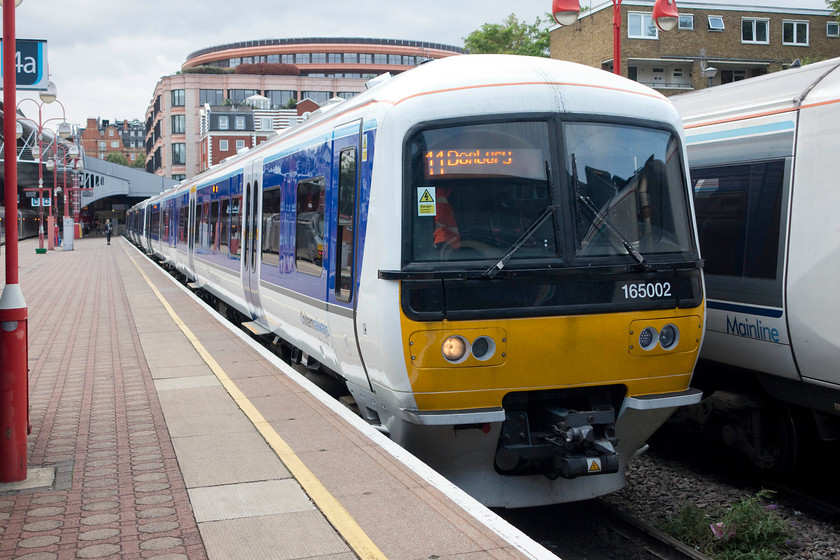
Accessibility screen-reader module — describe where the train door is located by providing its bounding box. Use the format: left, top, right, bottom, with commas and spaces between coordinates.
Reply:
242, 160, 268, 328
187, 188, 196, 278
327, 120, 372, 391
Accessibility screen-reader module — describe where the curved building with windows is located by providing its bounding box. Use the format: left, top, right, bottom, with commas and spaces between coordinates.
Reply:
146, 38, 463, 181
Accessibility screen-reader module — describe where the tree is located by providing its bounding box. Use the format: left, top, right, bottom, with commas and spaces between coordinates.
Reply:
829, 0, 840, 21
104, 152, 128, 166
463, 14, 551, 57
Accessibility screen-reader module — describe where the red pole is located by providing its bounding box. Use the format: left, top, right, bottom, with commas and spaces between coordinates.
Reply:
612, 0, 622, 75
0, 0, 30, 482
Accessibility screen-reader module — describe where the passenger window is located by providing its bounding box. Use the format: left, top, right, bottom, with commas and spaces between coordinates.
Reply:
336, 148, 356, 300
219, 198, 230, 256
229, 196, 242, 258
691, 160, 784, 279
209, 200, 219, 252
261, 186, 283, 268
295, 177, 325, 275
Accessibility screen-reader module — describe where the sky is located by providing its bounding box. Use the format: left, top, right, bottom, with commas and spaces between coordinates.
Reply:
10, 0, 832, 130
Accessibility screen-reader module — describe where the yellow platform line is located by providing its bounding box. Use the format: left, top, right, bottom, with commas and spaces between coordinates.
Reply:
127, 251, 387, 560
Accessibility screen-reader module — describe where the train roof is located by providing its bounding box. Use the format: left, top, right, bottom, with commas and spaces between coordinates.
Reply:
672, 56, 840, 126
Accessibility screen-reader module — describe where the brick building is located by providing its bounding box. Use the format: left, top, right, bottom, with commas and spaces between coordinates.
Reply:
550, 1, 839, 94
80, 118, 145, 166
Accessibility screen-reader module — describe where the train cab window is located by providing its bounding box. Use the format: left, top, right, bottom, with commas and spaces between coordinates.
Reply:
336, 148, 357, 300
565, 122, 694, 261
295, 178, 325, 275
230, 196, 242, 258
691, 160, 784, 280
407, 121, 556, 263
261, 186, 283, 268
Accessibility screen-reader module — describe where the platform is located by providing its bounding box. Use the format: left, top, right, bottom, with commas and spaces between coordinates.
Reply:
0, 236, 555, 560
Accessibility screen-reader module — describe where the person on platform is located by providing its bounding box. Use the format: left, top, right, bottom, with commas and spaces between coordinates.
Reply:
105, 219, 112, 245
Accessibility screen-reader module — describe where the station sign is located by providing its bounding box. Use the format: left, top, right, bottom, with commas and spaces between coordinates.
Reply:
0, 39, 49, 90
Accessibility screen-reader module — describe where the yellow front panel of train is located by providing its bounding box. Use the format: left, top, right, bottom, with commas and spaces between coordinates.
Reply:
402, 306, 703, 411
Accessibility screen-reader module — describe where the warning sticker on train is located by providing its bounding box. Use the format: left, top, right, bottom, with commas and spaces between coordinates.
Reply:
587, 458, 602, 473
418, 187, 436, 216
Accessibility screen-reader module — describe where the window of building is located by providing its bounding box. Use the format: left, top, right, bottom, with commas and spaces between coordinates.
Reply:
98, 141, 106, 150
388, 54, 401, 64
259, 117, 273, 130
344, 53, 358, 63
108, 129, 114, 136
742, 18, 769, 43
200, 89, 225, 105
172, 143, 186, 165
266, 90, 296, 107
267, 54, 279, 63
373, 53, 388, 64
783, 20, 809, 46
219, 116, 229, 130
328, 53, 342, 63
130, 153, 137, 161
678, 14, 693, 30
295, 53, 310, 64
359, 53, 373, 64
281, 54, 294, 64
236, 140, 245, 151
235, 116, 246, 130
220, 140, 229, 151
171, 115, 185, 134
301, 90, 331, 104
628, 12, 658, 39
228, 89, 259, 105
171, 89, 185, 107
311, 53, 327, 63
708, 15, 725, 31
828, 21, 840, 37
111, 141, 120, 148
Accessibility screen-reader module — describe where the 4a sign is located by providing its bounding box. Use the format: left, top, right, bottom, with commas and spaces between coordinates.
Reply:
0, 39, 49, 90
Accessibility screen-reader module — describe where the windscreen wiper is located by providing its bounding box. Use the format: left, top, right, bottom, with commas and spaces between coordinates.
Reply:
576, 194, 653, 271
483, 161, 557, 279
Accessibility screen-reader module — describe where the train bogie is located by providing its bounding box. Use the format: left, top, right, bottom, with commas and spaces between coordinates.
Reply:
129, 55, 705, 507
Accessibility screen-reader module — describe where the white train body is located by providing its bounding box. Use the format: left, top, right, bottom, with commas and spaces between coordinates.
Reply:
672, 58, 840, 465
129, 55, 706, 506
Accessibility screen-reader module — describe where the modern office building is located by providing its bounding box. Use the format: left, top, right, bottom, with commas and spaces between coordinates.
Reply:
550, 1, 839, 94
145, 38, 463, 181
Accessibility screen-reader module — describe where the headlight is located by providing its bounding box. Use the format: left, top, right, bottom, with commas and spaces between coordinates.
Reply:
471, 336, 496, 361
638, 327, 658, 351
659, 324, 680, 350
442, 335, 469, 363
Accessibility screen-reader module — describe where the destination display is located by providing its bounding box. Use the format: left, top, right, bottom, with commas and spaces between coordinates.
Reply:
424, 148, 544, 179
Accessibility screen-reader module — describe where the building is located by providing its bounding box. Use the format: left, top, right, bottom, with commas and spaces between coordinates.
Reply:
550, 1, 839, 94
145, 38, 463, 181
80, 118, 146, 166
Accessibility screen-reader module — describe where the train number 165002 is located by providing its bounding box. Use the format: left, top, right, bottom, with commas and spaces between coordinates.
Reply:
620, 282, 672, 299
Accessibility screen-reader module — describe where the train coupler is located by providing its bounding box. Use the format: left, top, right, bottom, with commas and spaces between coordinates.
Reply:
496, 404, 620, 479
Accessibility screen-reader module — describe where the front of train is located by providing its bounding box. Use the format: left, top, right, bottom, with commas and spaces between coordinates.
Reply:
355, 55, 704, 507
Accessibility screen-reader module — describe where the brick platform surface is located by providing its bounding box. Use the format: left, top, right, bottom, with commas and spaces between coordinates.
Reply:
1, 236, 206, 559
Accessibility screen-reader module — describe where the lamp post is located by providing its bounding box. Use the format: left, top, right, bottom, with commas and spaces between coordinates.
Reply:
17, 83, 70, 253
45, 137, 81, 250
1, 0, 29, 483
552, 0, 679, 76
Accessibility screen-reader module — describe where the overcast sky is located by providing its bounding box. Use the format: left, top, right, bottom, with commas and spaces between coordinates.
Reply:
11, 0, 832, 129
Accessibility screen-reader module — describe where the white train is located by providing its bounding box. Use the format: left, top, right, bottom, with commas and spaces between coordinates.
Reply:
129, 54, 705, 507
672, 57, 840, 472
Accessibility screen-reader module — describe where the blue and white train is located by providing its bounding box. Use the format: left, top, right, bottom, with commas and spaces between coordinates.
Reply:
128, 54, 705, 507
672, 57, 840, 472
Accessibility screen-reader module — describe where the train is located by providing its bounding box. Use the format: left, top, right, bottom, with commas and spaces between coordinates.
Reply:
671, 57, 840, 473
127, 54, 705, 508
0, 207, 43, 244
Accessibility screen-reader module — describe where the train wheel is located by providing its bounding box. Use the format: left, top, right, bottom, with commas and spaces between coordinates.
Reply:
750, 402, 799, 476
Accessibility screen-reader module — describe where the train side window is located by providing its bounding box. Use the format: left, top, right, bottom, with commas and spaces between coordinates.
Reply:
178, 198, 188, 244
336, 148, 356, 300
691, 160, 784, 279
230, 196, 242, 258
295, 177, 325, 275
261, 186, 283, 268
219, 198, 230, 256
209, 200, 219, 253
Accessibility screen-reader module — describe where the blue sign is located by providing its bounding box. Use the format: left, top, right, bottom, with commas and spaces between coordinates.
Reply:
0, 39, 49, 91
